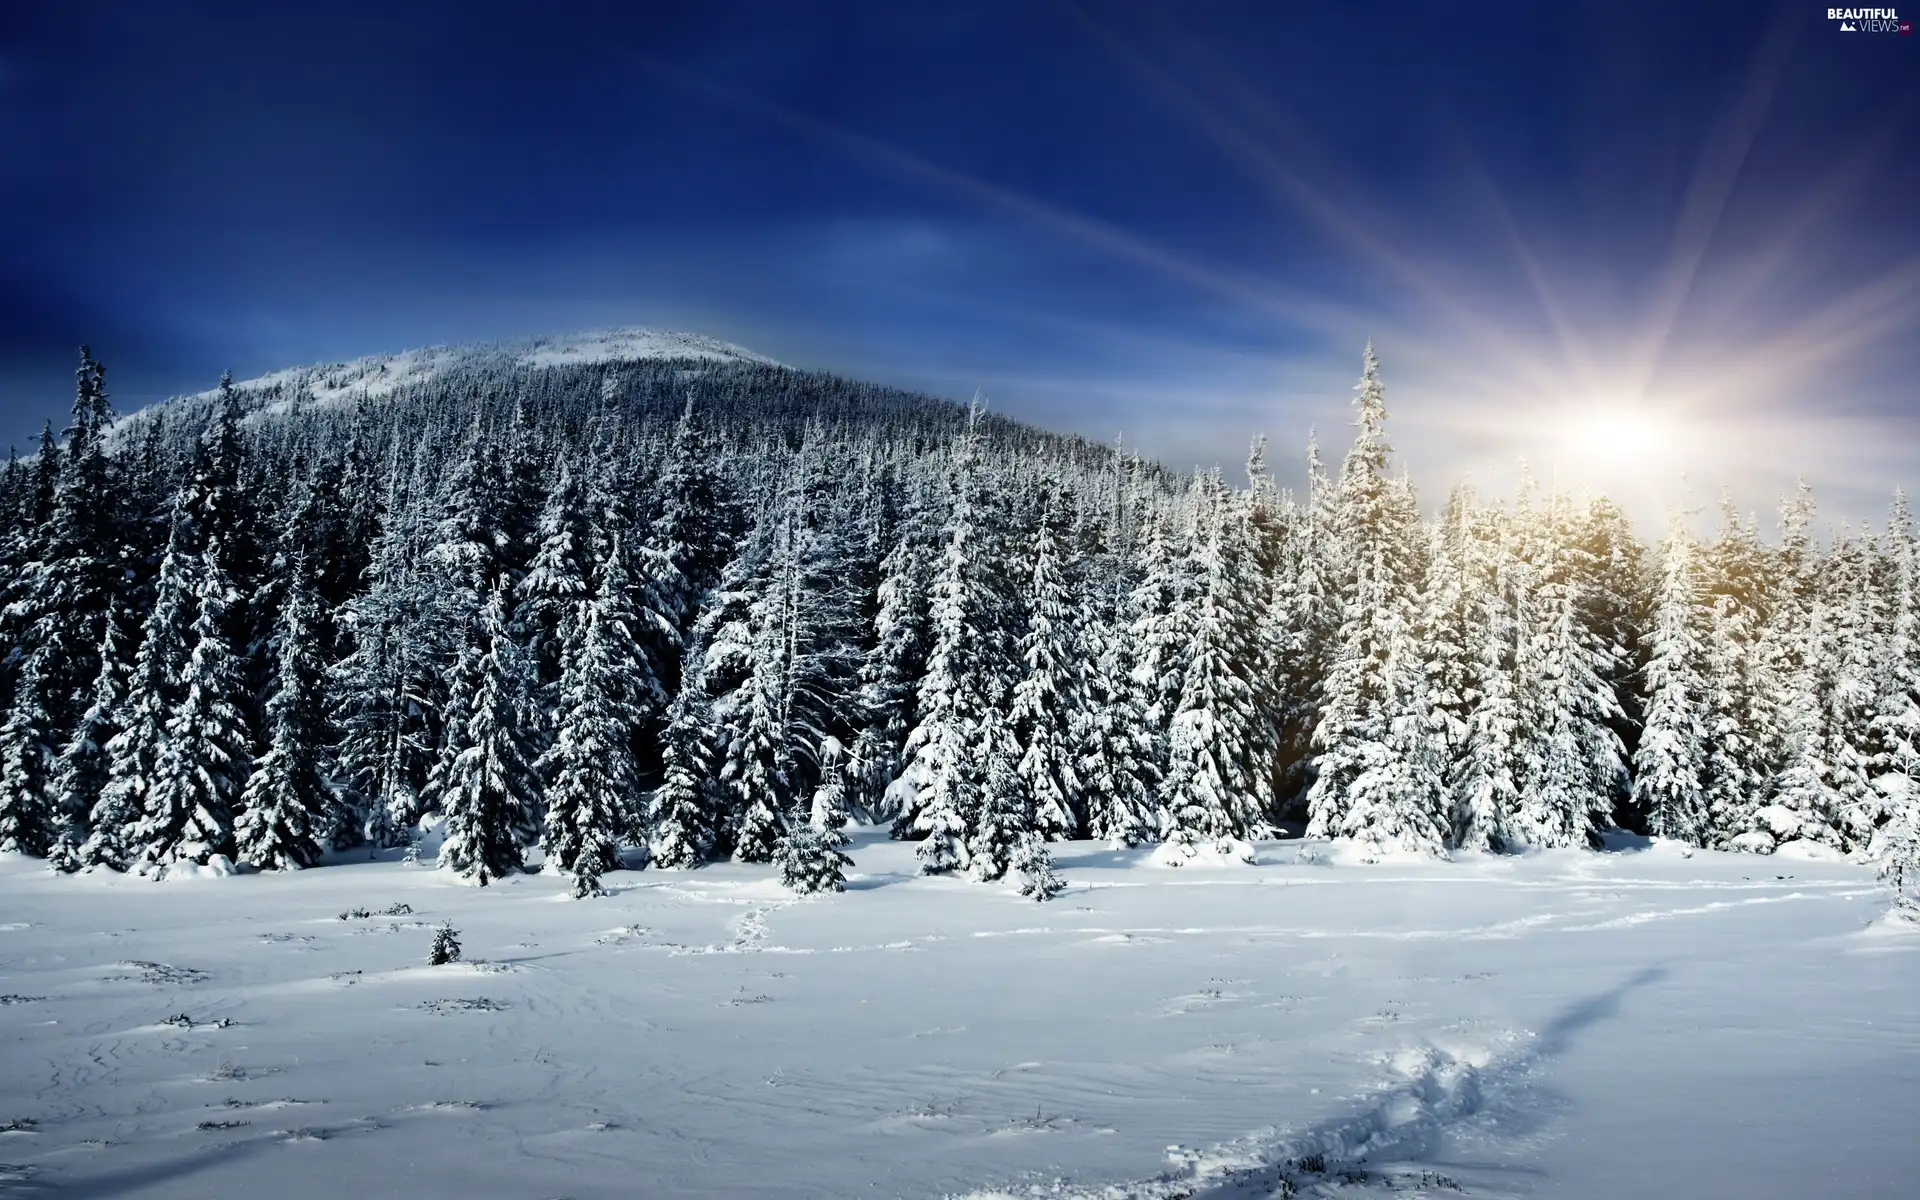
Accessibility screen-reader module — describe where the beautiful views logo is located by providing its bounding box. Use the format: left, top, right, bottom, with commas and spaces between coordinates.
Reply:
1828, 7, 1912, 31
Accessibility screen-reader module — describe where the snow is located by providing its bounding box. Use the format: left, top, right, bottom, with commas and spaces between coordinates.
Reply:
0, 834, 1914, 1199
108, 327, 782, 439
517, 328, 777, 369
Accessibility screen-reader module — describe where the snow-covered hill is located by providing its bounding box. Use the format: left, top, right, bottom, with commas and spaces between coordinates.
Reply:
116, 327, 780, 434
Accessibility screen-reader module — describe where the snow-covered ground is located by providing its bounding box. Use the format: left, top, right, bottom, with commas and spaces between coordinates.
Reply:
0, 835, 1913, 1199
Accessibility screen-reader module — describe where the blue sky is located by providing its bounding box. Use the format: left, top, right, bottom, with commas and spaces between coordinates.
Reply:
2, 1, 1916, 525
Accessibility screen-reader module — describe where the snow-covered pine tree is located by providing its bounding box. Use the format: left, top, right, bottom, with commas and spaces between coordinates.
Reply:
84, 510, 197, 871
1697, 498, 1776, 848
539, 559, 643, 897
1010, 487, 1083, 840
857, 473, 937, 819
435, 581, 541, 885
516, 455, 591, 728
636, 399, 733, 696
1511, 572, 1624, 848
0, 646, 55, 855
1633, 517, 1710, 845
1764, 598, 1844, 851
1820, 534, 1883, 849
1571, 496, 1648, 799
1454, 567, 1521, 852
967, 707, 1027, 882
1306, 346, 1445, 854
1271, 432, 1339, 813
777, 757, 854, 896
649, 643, 721, 869
235, 555, 333, 871
898, 404, 1006, 874
1870, 492, 1920, 853
331, 445, 441, 846
1159, 475, 1265, 862
47, 605, 135, 871
1013, 832, 1066, 900
1413, 486, 1480, 850
1127, 507, 1195, 781
135, 537, 250, 874
1076, 561, 1158, 847
719, 553, 793, 865
29, 349, 121, 738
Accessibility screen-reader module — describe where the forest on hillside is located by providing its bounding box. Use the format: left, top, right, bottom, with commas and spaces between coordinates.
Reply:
0, 344, 1915, 897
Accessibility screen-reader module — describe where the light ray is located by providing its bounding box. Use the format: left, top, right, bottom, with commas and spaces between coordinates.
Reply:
608, 47, 1360, 341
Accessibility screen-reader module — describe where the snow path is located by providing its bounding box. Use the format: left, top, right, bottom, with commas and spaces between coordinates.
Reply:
0, 836, 1913, 1198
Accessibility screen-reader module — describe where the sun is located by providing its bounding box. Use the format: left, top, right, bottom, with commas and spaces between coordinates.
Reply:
1554, 404, 1681, 473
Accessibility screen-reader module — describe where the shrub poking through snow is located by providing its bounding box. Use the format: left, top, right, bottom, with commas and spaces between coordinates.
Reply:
428, 922, 462, 966
1014, 835, 1065, 901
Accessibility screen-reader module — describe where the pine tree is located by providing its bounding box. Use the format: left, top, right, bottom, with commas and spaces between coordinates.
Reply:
85, 525, 194, 871
428, 922, 462, 965
1870, 492, 1920, 854
1010, 490, 1082, 840
47, 606, 135, 871
0, 646, 55, 855
1159, 481, 1265, 860
516, 456, 591, 724
859, 478, 936, 818
331, 446, 440, 846
1511, 575, 1624, 848
1454, 581, 1521, 852
1128, 502, 1199, 779
135, 539, 250, 873
539, 577, 641, 897
1696, 499, 1775, 846
1820, 536, 1882, 849
435, 582, 540, 885
1306, 346, 1444, 854
1633, 519, 1710, 845
967, 708, 1027, 882
649, 645, 721, 869
1014, 833, 1066, 900
778, 766, 854, 896
1076, 568, 1158, 847
898, 407, 1003, 873
235, 560, 333, 871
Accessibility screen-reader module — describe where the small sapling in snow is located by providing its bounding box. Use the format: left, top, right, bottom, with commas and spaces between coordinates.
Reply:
428, 922, 462, 966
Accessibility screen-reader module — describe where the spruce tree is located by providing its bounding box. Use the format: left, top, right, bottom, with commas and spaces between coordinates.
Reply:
235, 560, 333, 871
1014, 833, 1066, 901
1159, 482, 1264, 860
435, 582, 540, 885
331, 446, 440, 846
135, 540, 250, 873
967, 708, 1027, 882
1633, 519, 1710, 845
1512, 576, 1624, 848
649, 645, 720, 869
1010, 490, 1082, 840
1307, 346, 1444, 854
898, 407, 1002, 874
48, 606, 135, 871
1076, 568, 1158, 847
85, 520, 195, 871
539, 578, 641, 896
516, 456, 591, 724
0, 647, 55, 856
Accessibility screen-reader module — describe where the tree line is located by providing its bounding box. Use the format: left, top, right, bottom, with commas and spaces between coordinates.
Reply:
0, 342, 1914, 896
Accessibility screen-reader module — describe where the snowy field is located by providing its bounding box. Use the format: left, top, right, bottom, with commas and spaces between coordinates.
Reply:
0, 835, 1914, 1199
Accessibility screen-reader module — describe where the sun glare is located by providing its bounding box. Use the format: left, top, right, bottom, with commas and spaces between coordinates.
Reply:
1555, 404, 1679, 472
